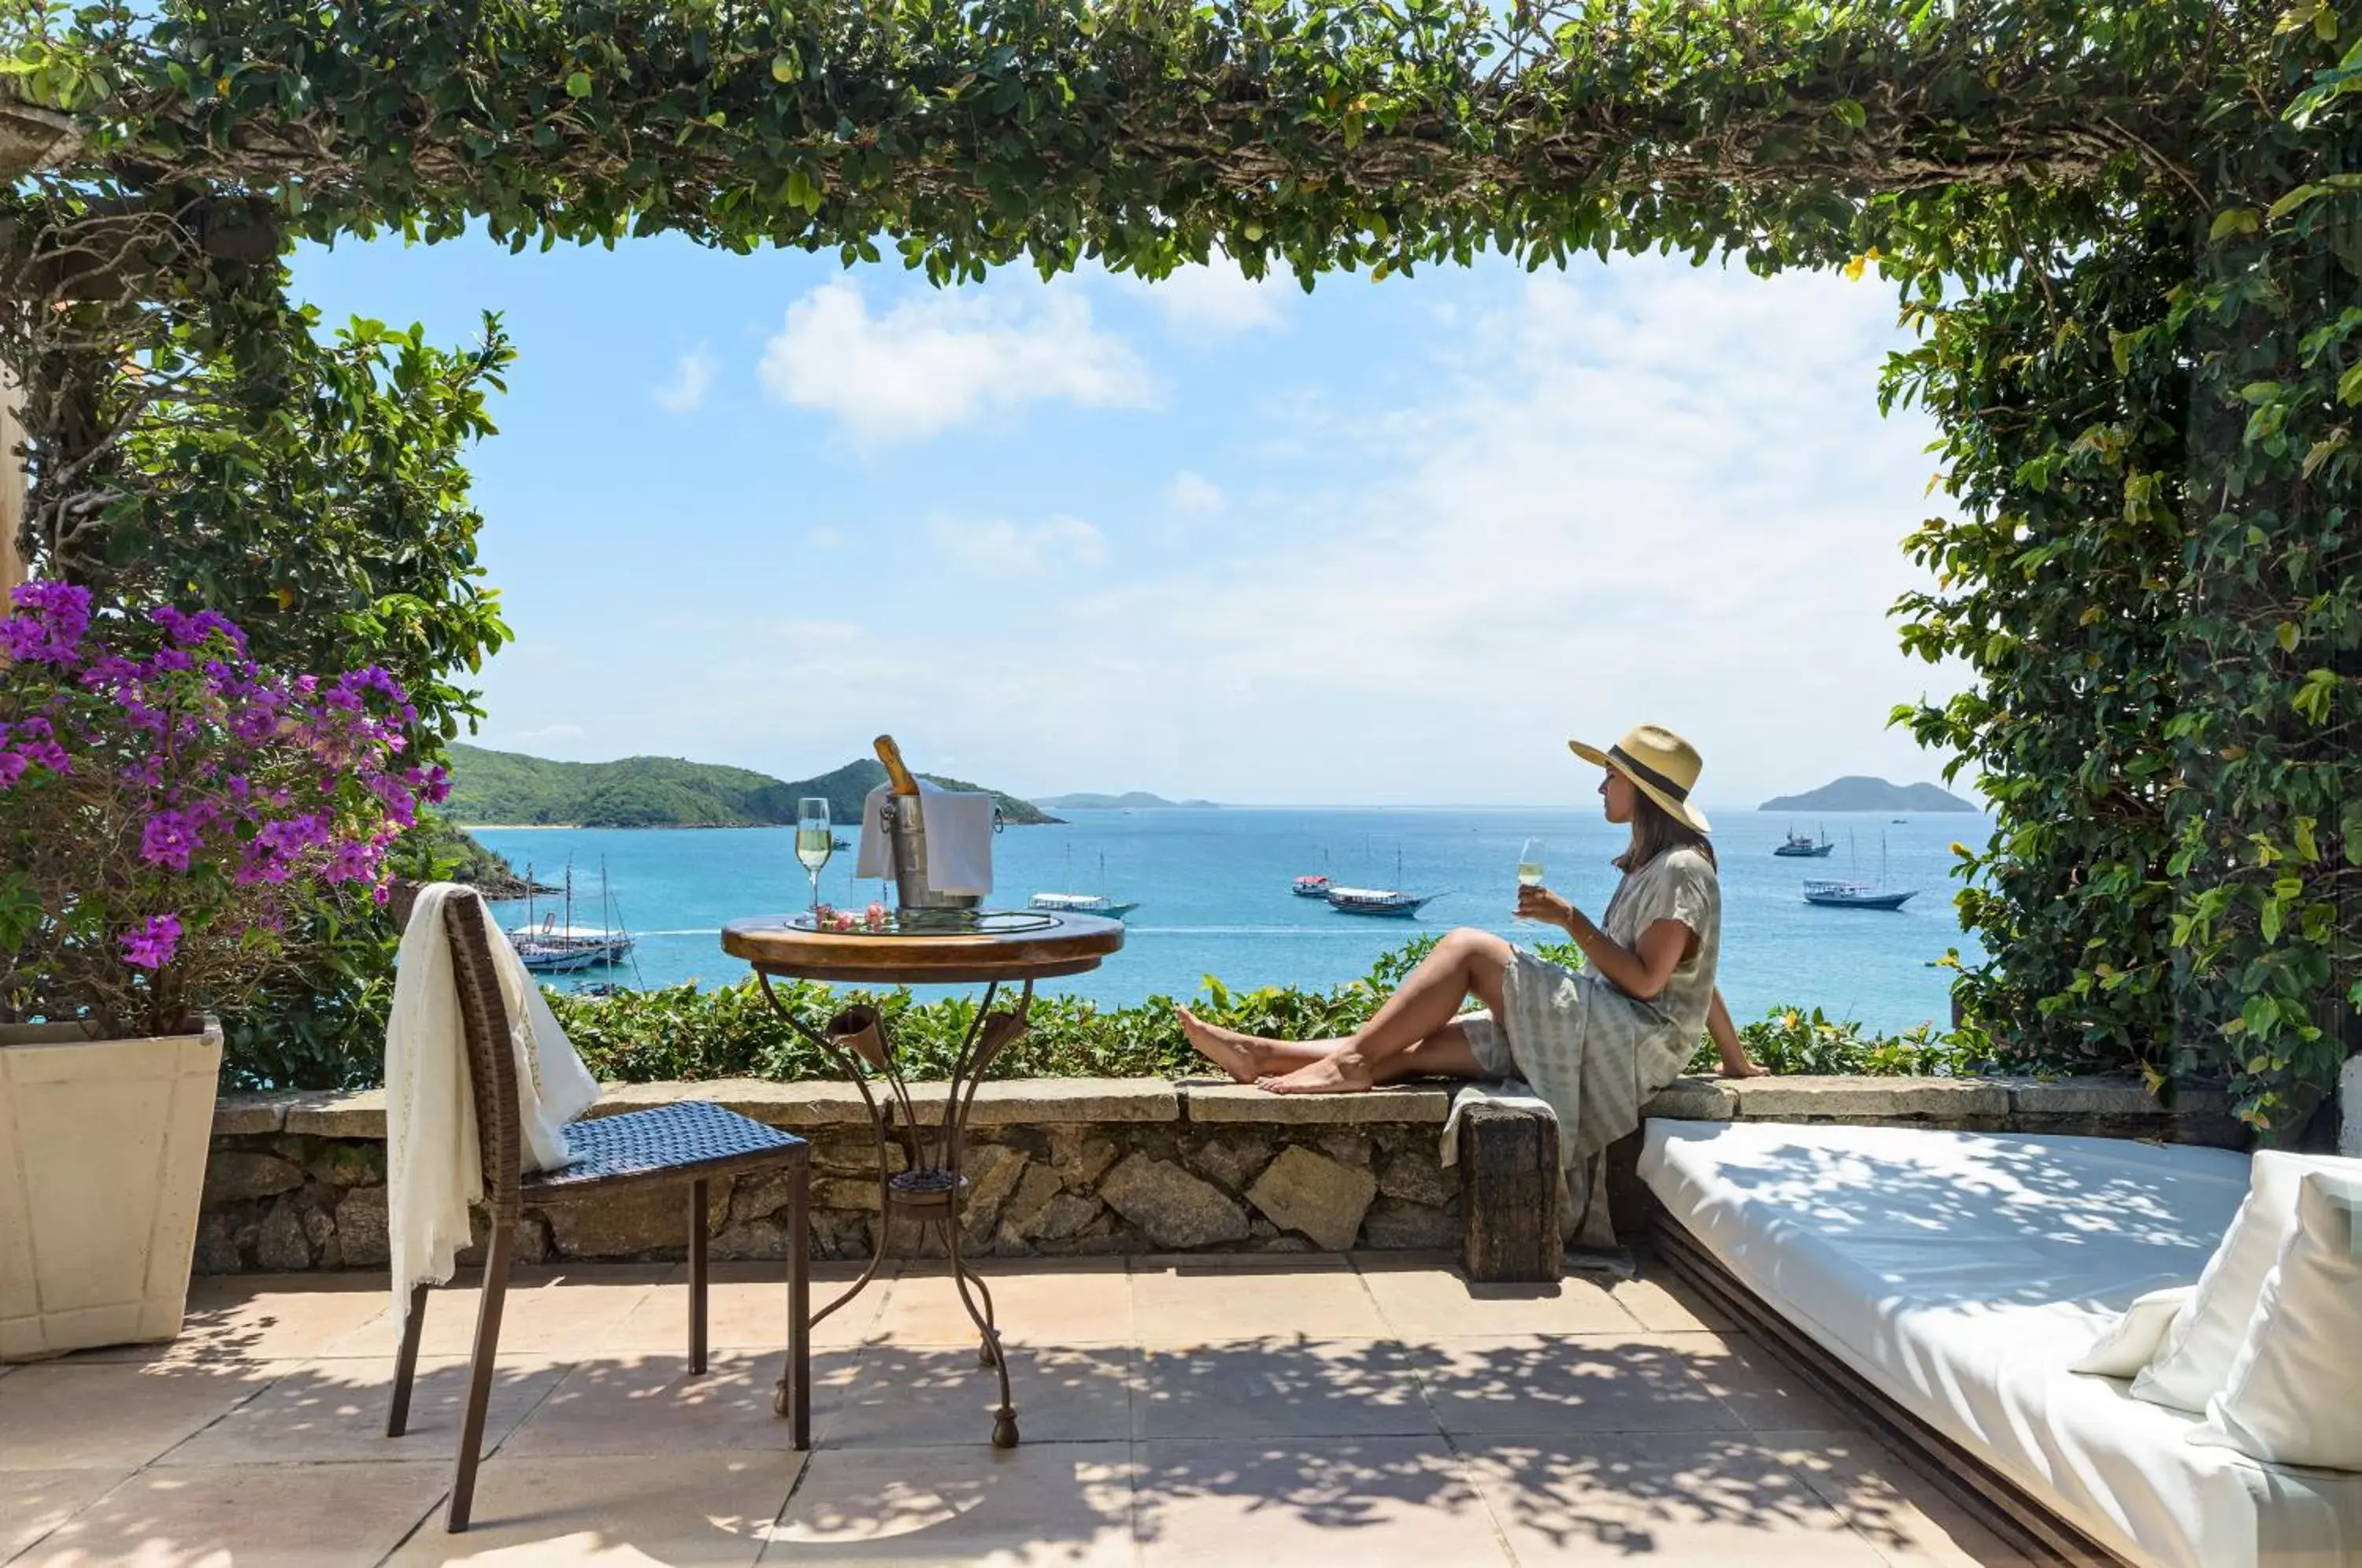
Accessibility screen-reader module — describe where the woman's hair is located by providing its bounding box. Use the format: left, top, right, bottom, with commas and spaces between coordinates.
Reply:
1615, 784, 1717, 872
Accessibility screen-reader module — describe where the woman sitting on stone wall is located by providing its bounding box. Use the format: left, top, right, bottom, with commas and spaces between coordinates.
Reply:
1179, 724, 1764, 1240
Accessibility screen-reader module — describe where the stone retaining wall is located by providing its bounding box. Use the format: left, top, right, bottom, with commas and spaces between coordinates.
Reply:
194, 1074, 2247, 1274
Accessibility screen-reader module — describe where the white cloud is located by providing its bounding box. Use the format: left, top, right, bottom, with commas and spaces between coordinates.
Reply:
653, 349, 716, 414
758, 280, 1152, 442
1138, 255, 1290, 335
1164, 471, 1225, 516
924, 514, 1108, 579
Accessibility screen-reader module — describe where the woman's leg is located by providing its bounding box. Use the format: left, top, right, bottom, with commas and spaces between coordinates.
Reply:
1179, 1015, 1492, 1085
1258, 928, 1511, 1094
1177, 1011, 1331, 1084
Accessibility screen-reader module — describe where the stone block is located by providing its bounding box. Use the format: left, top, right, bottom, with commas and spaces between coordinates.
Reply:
1183, 1082, 1451, 1124
337, 1186, 390, 1268
542, 1183, 703, 1259
1458, 1103, 1561, 1284
212, 1094, 287, 1136
959, 1144, 1028, 1233
1098, 1152, 1249, 1248
813, 1135, 904, 1176
996, 1165, 1065, 1240
810, 1211, 870, 1260
1359, 1196, 1457, 1251
192, 1213, 242, 1275
256, 1200, 313, 1270
281, 1089, 387, 1138
813, 1177, 884, 1213
1046, 1127, 1120, 1188
1246, 1146, 1378, 1252
1639, 1078, 1738, 1122
713, 1219, 787, 1260
2001, 1075, 2184, 1119
1028, 1193, 1103, 1241
1375, 1151, 1453, 1208
591, 1078, 875, 1130
727, 1167, 800, 1226
898, 1077, 1181, 1126
304, 1143, 384, 1189
1315, 1132, 1372, 1168
202, 1152, 304, 1206
1183, 1133, 1273, 1194
1727, 1075, 2010, 1120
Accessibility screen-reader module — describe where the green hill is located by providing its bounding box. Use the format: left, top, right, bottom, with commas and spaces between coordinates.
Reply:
1757, 776, 1979, 813
444, 745, 1057, 829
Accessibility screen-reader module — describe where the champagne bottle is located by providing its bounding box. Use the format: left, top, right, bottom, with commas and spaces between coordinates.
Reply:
873, 734, 920, 795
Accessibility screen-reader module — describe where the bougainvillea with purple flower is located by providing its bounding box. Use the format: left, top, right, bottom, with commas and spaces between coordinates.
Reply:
0, 584, 446, 1037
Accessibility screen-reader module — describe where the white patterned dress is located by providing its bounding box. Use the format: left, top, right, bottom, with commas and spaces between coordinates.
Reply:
1457, 846, 1722, 1244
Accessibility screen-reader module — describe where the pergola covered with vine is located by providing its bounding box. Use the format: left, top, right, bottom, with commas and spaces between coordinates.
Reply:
0, 0, 2353, 1133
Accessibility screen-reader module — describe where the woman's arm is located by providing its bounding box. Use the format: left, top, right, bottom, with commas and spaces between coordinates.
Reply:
1707, 989, 1767, 1078
1514, 885, 1686, 1000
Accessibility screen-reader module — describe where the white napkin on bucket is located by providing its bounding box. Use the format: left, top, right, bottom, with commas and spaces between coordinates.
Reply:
853, 779, 994, 897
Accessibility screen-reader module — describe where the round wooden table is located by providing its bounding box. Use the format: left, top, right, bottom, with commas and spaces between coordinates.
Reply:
720, 909, 1125, 986
720, 910, 1124, 1448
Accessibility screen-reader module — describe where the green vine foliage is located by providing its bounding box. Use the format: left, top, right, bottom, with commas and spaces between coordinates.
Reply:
2, 0, 2354, 1126
1891, 9, 2359, 1133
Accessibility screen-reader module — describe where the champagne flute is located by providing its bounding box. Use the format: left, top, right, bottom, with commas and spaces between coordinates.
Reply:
796, 797, 833, 917
1514, 838, 1546, 924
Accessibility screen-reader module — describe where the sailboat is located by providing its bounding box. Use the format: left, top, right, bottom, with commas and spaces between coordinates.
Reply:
1030, 848, 1139, 920
509, 858, 641, 970
1327, 846, 1438, 918
1803, 833, 1918, 911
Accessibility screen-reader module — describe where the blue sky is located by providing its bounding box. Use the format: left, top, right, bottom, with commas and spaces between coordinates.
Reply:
285, 235, 1969, 809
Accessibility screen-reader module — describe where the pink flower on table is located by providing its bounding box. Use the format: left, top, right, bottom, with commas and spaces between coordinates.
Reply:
813, 904, 835, 923
864, 901, 888, 930
120, 913, 182, 971
831, 912, 859, 933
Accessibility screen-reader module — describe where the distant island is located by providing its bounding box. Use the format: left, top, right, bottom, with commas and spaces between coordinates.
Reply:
445, 745, 1060, 829
1758, 775, 1979, 813
1036, 791, 1219, 810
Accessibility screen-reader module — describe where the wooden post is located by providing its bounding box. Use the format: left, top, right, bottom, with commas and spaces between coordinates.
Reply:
1459, 1103, 1564, 1283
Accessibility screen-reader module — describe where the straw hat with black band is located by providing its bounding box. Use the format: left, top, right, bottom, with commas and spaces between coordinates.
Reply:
1568, 724, 1712, 834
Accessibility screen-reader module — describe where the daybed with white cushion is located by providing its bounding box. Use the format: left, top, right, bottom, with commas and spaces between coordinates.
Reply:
1638, 1119, 2362, 1568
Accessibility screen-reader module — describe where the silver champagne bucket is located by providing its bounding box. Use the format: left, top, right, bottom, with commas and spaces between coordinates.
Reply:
876, 797, 999, 915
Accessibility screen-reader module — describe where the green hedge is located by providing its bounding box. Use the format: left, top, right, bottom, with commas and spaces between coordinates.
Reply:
546, 936, 1986, 1085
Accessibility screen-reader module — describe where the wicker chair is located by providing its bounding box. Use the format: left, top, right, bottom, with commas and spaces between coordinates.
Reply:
383, 884, 813, 1532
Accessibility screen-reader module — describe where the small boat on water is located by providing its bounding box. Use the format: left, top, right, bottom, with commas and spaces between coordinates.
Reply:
1326, 886, 1436, 918
1802, 833, 1917, 911
1031, 850, 1138, 921
1292, 875, 1333, 898
1773, 825, 1836, 858
1802, 880, 1918, 911
1324, 848, 1435, 917
1029, 892, 1139, 920
508, 858, 640, 973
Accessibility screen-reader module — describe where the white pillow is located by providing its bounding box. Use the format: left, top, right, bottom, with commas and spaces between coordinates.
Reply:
2131, 1151, 2362, 1412
2071, 1285, 2197, 1378
2190, 1167, 2362, 1470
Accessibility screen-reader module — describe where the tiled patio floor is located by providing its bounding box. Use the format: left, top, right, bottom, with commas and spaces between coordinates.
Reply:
0, 1254, 2031, 1566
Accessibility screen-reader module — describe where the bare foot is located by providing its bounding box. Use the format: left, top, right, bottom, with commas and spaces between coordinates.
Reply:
1719, 1059, 1771, 1079
1177, 1007, 1266, 1085
1256, 1049, 1374, 1095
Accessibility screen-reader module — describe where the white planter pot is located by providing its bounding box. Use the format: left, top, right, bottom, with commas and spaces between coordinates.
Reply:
0, 1016, 224, 1361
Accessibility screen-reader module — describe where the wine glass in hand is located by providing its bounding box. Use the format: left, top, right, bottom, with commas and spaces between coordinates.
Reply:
796, 797, 833, 916
1514, 838, 1546, 923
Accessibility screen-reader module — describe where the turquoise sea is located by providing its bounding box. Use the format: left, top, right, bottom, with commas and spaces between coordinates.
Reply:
474, 808, 1990, 1034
